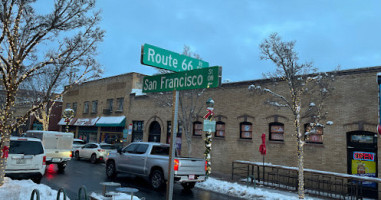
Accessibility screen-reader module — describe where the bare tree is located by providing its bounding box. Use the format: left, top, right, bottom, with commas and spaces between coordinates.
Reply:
0, 0, 104, 185
252, 33, 334, 199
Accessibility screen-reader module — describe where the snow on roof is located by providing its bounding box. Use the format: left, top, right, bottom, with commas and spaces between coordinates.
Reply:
57, 118, 77, 125
96, 116, 125, 124
73, 117, 99, 126
131, 89, 146, 96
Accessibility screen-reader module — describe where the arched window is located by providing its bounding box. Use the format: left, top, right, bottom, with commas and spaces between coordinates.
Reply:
240, 122, 252, 139
269, 122, 284, 141
193, 121, 203, 136
215, 121, 225, 138
304, 123, 324, 144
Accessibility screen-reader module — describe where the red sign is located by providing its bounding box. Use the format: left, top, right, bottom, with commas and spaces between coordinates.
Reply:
378, 124, 381, 135
353, 151, 375, 161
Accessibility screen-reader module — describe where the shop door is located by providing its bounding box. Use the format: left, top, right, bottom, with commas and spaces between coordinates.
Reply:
148, 121, 161, 143
347, 131, 378, 198
132, 121, 143, 142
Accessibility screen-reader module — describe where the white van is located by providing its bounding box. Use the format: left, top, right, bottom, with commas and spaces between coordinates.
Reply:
6, 137, 46, 183
25, 130, 73, 171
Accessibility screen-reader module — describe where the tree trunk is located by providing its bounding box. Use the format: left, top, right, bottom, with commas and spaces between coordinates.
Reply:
295, 104, 305, 199
0, 126, 11, 186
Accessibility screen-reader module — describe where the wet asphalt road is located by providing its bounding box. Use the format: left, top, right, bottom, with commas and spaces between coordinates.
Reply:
41, 159, 244, 200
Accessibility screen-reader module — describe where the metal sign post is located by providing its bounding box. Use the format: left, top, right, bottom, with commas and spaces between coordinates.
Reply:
166, 90, 179, 200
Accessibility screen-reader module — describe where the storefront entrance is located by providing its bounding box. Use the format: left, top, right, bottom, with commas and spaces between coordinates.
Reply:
148, 121, 161, 142
347, 131, 378, 198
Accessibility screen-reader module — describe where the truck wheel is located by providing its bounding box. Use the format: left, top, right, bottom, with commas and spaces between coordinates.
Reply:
150, 169, 164, 190
106, 161, 117, 179
75, 151, 80, 160
181, 182, 196, 191
90, 154, 97, 164
58, 162, 67, 172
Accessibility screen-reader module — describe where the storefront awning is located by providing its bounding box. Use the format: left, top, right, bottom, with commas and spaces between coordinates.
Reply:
58, 118, 77, 126
73, 117, 100, 126
96, 116, 126, 127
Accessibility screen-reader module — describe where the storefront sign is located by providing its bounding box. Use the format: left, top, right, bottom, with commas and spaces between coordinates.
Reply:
353, 151, 375, 161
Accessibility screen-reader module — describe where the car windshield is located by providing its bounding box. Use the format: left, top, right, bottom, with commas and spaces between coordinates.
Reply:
73, 141, 85, 145
100, 145, 116, 150
9, 140, 44, 155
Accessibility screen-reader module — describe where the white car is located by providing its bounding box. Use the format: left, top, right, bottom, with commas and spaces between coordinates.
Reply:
72, 138, 86, 152
74, 143, 116, 164
5, 137, 46, 183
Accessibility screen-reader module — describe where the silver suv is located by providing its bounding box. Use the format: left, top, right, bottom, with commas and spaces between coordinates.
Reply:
5, 137, 46, 183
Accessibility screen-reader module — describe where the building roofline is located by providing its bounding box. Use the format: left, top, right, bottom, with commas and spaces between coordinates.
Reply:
222, 65, 381, 87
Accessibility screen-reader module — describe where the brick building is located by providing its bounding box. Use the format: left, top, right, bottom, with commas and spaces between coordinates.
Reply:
62, 66, 381, 189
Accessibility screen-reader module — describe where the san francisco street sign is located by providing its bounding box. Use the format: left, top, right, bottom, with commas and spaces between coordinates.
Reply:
141, 43, 209, 72
143, 66, 221, 93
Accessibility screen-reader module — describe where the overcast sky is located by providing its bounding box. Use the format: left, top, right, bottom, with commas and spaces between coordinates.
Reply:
95, 0, 381, 82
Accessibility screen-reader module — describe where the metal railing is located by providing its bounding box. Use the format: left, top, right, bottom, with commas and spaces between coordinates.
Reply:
232, 160, 380, 199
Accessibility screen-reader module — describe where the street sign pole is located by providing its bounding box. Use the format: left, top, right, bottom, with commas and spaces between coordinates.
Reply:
166, 90, 179, 200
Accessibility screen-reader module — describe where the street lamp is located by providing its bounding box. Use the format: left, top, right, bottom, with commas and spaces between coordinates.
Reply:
63, 108, 74, 133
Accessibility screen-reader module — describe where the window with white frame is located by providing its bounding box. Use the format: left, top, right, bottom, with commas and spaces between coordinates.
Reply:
193, 121, 203, 136
240, 122, 252, 139
83, 101, 89, 114
91, 100, 98, 113
304, 123, 324, 144
215, 121, 225, 138
269, 122, 284, 141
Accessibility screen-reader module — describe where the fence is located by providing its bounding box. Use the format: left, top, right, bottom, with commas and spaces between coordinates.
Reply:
232, 160, 381, 199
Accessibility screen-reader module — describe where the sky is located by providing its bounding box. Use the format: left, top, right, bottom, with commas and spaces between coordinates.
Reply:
0, 177, 322, 200
92, 0, 381, 82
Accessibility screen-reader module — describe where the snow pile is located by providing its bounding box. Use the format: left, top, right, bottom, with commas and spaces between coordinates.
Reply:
0, 178, 66, 200
196, 177, 321, 200
90, 192, 141, 200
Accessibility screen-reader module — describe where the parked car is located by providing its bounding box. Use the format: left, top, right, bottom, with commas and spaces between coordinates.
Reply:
105, 142, 206, 190
74, 143, 117, 164
5, 136, 46, 183
25, 130, 73, 171
72, 138, 86, 152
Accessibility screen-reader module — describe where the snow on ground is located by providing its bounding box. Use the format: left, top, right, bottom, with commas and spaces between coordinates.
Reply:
196, 177, 323, 200
0, 177, 323, 200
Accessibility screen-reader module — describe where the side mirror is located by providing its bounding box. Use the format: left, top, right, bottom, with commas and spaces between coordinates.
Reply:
117, 148, 122, 154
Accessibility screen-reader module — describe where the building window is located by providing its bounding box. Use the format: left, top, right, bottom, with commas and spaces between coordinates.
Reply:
304, 123, 324, 144
240, 122, 252, 139
215, 121, 225, 137
83, 101, 89, 114
269, 122, 284, 141
91, 100, 98, 113
116, 98, 124, 111
66, 103, 71, 109
72, 102, 77, 114
107, 99, 113, 112
193, 121, 203, 136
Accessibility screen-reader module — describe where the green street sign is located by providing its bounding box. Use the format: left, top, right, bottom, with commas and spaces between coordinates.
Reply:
141, 43, 209, 72
143, 66, 221, 93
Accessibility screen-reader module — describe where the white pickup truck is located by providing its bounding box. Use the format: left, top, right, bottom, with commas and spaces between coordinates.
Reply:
105, 142, 206, 190
25, 130, 73, 171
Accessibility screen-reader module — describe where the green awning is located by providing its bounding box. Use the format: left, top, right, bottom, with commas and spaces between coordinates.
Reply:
96, 116, 126, 127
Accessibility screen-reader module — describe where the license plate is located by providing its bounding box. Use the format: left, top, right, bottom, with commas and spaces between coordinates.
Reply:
16, 159, 26, 164
189, 175, 195, 180
52, 158, 61, 162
